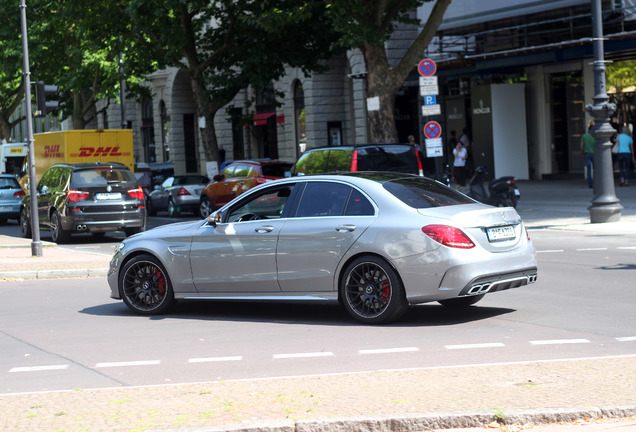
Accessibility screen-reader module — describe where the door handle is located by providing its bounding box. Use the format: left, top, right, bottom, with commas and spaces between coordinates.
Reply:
336, 224, 356, 232
255, 225, 274, 233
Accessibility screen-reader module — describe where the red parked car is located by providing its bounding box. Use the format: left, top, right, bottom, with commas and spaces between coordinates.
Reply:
199, 159, 293, 218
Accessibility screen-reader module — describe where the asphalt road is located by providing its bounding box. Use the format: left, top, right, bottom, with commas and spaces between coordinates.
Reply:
0, 228, 634, 395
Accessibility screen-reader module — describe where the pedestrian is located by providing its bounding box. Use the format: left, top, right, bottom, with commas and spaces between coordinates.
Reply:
580, 121, 595, 188
453, 140, 468, 191
616, 126, 635, 187
459, 127, 473, 176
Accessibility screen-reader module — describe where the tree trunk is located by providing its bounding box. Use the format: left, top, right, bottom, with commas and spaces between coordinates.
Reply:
72, 92, 86, 129
0, 116, 12, 142
363, 43, 400, 143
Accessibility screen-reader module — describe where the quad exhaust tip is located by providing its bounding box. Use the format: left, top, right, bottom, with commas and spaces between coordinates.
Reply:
467, 273, 537, 296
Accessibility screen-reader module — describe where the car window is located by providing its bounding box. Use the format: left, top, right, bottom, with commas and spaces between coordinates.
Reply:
344, 188, 375, 216
261, 163, 293, 178
221, 166, 236, 178
40, 167, 64, 189
232, 164, 251, 178
357, 145, 419, 174
293, 150, 328, 175
383, 177, 474, 208
295, 182, 351, 217
227, 185, 295, 222
0, 177, 20, 189
327, 149, 353, 172
162, 177, 175, 187
72, 168, 137, 188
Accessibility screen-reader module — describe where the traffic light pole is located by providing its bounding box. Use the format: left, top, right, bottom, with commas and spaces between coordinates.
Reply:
20, 0, 42, 257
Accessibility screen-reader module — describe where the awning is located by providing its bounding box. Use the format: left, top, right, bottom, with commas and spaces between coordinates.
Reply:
253, 112, 276, 126
276, 113, 285, 124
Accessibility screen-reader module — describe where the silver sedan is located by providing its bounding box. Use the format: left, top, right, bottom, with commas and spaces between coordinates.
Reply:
108, 173, 537, 324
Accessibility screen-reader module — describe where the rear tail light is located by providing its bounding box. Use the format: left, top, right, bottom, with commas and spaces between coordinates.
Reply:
127, 188, 145, 200
66, 189, 89, 202
422, 225, 475, 249
255, 177, 268, 185
176, 187, 191, 196
351, 149, 359, 171
14, 190, 25, 198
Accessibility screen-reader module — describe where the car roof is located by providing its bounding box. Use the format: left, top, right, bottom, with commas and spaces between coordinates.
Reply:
228, 159, 293, 166
50, 162, 130, 170
302, 143, 416, 152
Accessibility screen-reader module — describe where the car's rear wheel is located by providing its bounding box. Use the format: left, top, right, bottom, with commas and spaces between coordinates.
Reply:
199, 196, 213, 219
146, 198, 156, 216
438, 294, 485, 308
341, 256, 408, 324
168, 198, 180, 217
50, 211, 70, 244
19, 208, 31, 238
120, 254, 174, 315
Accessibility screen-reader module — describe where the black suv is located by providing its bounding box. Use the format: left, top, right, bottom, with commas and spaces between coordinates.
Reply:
20, 162, 146, 243
291, 143, 424, 176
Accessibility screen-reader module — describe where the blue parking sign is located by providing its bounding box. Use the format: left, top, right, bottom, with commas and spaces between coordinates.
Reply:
424, 95, 436, 106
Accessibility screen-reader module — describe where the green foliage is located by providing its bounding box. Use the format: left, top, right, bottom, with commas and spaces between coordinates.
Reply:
607, 61, 636, 93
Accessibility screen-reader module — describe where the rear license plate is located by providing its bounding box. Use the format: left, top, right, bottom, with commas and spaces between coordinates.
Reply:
0, 205, 12, 211
514, 189, 520, 196
95, 193, 122, 200
487, 225, 516, 242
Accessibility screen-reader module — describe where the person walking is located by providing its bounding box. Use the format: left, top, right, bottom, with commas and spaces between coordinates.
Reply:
580, 121, 595, 188
616, 126, 635, 187
453, 140, 468, 191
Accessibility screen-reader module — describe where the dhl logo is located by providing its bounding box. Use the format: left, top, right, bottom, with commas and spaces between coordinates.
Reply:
43, 145, 63, 158
78, 147, 125, 157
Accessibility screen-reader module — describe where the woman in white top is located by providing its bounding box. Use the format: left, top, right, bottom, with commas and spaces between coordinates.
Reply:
453, 141, 468, 189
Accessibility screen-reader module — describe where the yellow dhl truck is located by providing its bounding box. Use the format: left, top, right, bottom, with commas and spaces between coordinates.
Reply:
20, 129, 134, 188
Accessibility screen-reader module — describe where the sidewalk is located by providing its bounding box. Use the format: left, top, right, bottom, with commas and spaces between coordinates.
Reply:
0, 179, 635, 432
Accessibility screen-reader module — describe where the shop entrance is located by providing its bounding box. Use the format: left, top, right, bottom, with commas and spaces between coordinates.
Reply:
550, 71, 585, 175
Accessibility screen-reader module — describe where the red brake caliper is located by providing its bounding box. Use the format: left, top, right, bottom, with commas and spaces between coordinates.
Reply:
381, 280, 390, 301
155, 269, 166, 295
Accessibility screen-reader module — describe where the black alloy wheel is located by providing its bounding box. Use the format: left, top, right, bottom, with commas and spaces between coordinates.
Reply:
19, 208, 31, 238
341, 256, 407, 324
120, 254, 174, 315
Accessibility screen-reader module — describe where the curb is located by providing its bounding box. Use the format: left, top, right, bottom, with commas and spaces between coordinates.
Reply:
0, 267, 108, 280
148, 406, 636, 431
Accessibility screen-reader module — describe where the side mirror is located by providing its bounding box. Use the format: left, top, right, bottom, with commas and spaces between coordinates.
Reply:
208, 211, 222, 227
213, 174, 223, 182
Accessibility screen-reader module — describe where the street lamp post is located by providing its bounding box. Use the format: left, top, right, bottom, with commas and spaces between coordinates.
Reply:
586, 0, 622, 223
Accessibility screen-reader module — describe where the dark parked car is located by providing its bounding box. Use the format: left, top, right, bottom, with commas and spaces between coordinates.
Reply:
20, 162, 146, 243
291, 143, 424, 176
0, 174, 25, 224
147, 175, 209, 217
108, 172, 537, 324
199, 159, 292, 218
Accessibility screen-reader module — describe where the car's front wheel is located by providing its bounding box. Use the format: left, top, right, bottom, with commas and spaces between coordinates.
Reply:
19, 208, 31, 238
340, 256, 408, 324
120, 254, 175, 315
199, 196, 213, 219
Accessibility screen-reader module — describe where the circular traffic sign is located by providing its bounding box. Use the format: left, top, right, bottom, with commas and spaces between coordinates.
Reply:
418, 59, 437, 77
424, 121, 442, 139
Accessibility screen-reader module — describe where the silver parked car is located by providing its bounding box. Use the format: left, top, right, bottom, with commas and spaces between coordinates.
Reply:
0, 174, 25, 224
147, 175, 209, 217
108, 172, 537, 324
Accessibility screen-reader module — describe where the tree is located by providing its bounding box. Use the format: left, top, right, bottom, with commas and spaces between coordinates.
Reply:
606, 60, 636, 128
326, 0, 451, 143
124, 0, 342, 166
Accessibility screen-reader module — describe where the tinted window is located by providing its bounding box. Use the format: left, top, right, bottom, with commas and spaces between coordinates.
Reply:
293, 150, 329, 175
344, 189, 375, 216
71, 168, 136, 188
296, 182, 351, 217
0, 177, 20, 189
327, 149, 353, 172
261, 163, 292, 178
40, 167, 64, 189
232, 164, 252, 178
357, 145, 419, 174
227, 185, 294, 222
383, 177, 474, 208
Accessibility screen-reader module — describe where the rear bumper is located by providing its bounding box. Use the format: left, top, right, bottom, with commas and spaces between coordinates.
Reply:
62, 212, 145, 233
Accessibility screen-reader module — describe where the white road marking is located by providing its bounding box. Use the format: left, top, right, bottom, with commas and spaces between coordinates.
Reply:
359, 347, 419, 355
576, 248, 608, 251
188, 356, 243, 363
616, 336, 636, 342
617, 246, 636, 250
9, 365, 69, 373
537, 250, 564, 253
95, 360, 160, 368
273, 352, 334, 359
530, 339, 590, 345
444, 343, 505, 350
